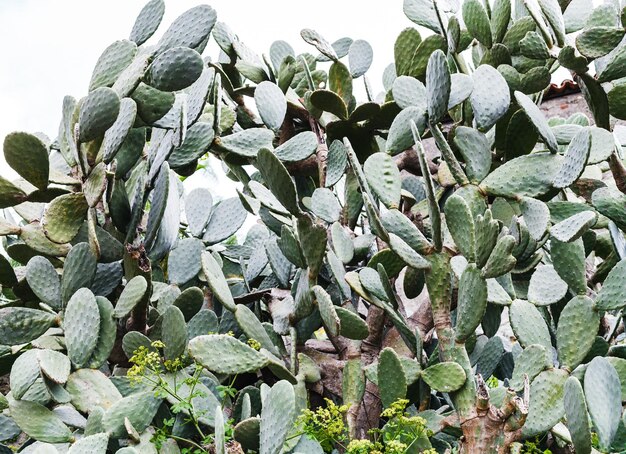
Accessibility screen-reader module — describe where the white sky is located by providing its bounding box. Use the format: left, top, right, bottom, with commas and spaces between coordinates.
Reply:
0, 1, 408, 164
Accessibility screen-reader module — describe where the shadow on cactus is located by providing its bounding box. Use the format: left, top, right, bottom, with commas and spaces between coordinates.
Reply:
2, 0, 626, 453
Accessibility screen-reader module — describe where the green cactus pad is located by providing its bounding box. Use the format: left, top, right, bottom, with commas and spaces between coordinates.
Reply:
510, 344, 551, 391
480, 152, 563, 198
0, 307, 56, 345
217, 128, 274, 157
86, 296, 116, 368
79, 87, 121, 142
523, 369, 568, 437
129, 0, 165, 46
301, 29, 338, 61
203, 197, 248, 244
592, 187, 626, 230
309, 89, 348, 120
403, 0, 440, 33
68, 433, 109, 454
392, 75, 426, 110
378, 348, 407, 408
102, 391, 162, 438
101, 98, 137, 164
234, 417, 261, 452
421, 361, 467, 392
551, 237, 587, 295
156, 4, 217, 53
584, 357, 622, 450
3, 132, 49, 190
89, 40, 137, 91
9, 400, 72, 443
455, 264, 487, 342
185, 188, 212, 237
37, 349, 70, 385
61, 242, 96, 304
444, 194, 476, 261
386, 106, 427, 155
335, 306, 368, 340
481, 235, 516, 279
259, 380, 296, 454
26, 256, 62, 310
463, 0, 492, 47
297, 216, 327, 278
426, 50, 450, 124
162, 306, 188, 361
189, 334, 270, 374
255, 81, 287, 131
64, 288, 100, 367
550, 210, 597, 243
514, 91, 558, 153
381, 209, 430, 254
42, 193, 88, 244
257, 148, 300, 216
553, 128, 591, 188
557, 295, 600, 370
146, 47, 204, 92
235, 304, 278, 355
311, 188, 341, 223
509, 299, 551, 349
113, 275, 147, 318
274, 131, 318, 162
527, 265, 568, 306
312, 285, 340, 338
167, 238, 203, 285
470, 65, 510, 131
520, 197, 550, 242
348, 39, 373, 78
364, 152, 401, 209
10, 349, 40, 399
201, 251, 236, 311
564, 376, 592, 454
595, 259, 626, 310
452, 127, 491, 183
66, 369, 122, 413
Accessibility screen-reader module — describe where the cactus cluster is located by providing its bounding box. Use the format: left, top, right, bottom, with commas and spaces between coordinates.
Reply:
2, 0, 626, 452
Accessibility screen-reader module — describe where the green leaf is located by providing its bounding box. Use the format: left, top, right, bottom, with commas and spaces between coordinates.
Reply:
3, 132, 49, 190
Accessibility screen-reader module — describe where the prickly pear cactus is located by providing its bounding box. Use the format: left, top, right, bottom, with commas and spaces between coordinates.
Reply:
2, 0, 626, 453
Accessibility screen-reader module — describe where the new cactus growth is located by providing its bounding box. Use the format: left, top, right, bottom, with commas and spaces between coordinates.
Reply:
2, 0, 626, 452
